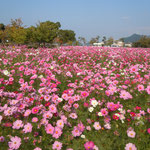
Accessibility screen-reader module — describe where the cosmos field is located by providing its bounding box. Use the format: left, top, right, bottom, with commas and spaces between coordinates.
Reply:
0, 46, 150, 150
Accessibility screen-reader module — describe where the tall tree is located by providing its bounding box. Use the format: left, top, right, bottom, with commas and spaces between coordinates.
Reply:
35, 21, 61, 46
0, 23, 5, 31
89, 36, 100, 45
106, 37, 114, 46
133, 36, 150, 48
102, 36, 107, 45
57, 29, 76, 45
5, 18, 27, 44
0, 23, 6, 43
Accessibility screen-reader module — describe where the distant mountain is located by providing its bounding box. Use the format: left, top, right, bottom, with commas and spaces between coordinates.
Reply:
121, 34, 150, 43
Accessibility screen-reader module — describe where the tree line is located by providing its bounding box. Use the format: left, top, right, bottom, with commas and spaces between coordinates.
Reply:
132, 36, 150, 48
0, 18, 76, 47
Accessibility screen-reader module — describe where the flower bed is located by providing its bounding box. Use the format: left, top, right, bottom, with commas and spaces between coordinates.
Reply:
0, 46, 150, 150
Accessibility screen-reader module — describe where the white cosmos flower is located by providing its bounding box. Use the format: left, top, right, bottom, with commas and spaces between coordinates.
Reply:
98, 112, 102, 116
88, 107, 94, 112
50, 66, 54, 69
38, 75, 43, 79
91, 100, 98, 107
3, 70, 10, 76
81, 134, 85, 138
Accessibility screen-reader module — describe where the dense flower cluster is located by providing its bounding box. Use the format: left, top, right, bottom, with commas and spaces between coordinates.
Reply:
0, 46, 150, 149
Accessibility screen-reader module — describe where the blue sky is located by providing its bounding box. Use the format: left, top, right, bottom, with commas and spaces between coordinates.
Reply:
0, 0, 150, 40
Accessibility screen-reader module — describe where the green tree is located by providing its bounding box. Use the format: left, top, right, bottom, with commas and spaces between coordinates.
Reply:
133, 36, 150, 48
5, 18, 27, 44
57, 29, 76, 45
89, 36, 100, 45
0, 23, 6, 43
102, 36, 106, 45
0, 23, 5, 31
34, 21, 61, 46
106, 37, 114, 46
25, 26, 37, 44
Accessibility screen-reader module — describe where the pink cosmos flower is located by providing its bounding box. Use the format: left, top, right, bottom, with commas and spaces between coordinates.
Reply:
34, 147, 42, 150
127, 130, 136, 138
62, 93, 69, 100
23, 123, 32, 133
73, 95, 80, 101
120, 90, 133, 100
32, 117, 38, 123
73, 103, 79, 109
24, 109, 31, 117
77, 122, 85, 132
84, 141, 95, 150
0, 136, 5, 142
146, 85, 150, 94
40, 118, 48, 125
81, 91, 89, 98
130, 66, 138, 73
44, 95, 51, 101
43, 111, 53, 119
52, 141, 62, 150
32, 107, 39, 114
8, 136, 21, 150
12, 120, 23, 129
49, 104, 57, 113
56, 120, 64, 129
66, 71, 72, 77
69, 113, 78, 119
19, 66, 25, 71
52, 95, 59, 103
125, 143, 137, 150
137, 84, 144, 91
93, 122, 101, 130
147, 108, 150, 114
104, 123, 111, 129
72, 126, 82, 137
86, 126, 91, 131
100, 108, 108, 116
45, 124, 54, 135
105, 90, 111, 96
52, 127, 62, 139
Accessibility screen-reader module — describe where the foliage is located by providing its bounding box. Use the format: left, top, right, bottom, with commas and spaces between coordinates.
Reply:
57, 29, 76, 45
0, 19, 76, 46
133, 36, 150, 48
34, 21, 61, 45
89, 36, 100, 45
106, 37, 114, 46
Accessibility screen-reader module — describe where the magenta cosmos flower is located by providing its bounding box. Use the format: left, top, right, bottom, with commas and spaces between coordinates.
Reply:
32, 107, 39, 114
8, 136, 21, 150
81, 91, 89, 98
84, 141, 95, 150
147, 128, 150, 134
